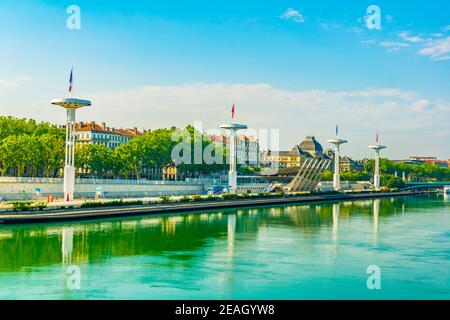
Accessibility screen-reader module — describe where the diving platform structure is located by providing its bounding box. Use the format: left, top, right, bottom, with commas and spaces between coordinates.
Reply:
260, 157, 332, 193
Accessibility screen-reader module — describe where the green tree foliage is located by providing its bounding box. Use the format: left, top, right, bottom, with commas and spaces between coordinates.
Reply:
75, 144, 112, 178
322, 157, 450, 187
364, 158, 450, 182
382, 175, 406, 189
0, 117, 65, 177
112, 128, 176, 179
322, 170, 370, 181
173, 125, 227, 178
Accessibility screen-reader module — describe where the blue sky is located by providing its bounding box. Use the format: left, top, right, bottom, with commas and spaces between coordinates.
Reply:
0, 0, 449, 159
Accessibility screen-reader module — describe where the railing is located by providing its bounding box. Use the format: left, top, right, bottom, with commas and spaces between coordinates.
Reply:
406, 181, 450, 186
0, 177, 205, 185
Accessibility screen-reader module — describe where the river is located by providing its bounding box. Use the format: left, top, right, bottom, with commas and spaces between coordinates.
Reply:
0, 194, 449, 299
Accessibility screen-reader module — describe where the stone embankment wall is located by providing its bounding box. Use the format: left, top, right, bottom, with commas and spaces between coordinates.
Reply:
0, 177, 205, 200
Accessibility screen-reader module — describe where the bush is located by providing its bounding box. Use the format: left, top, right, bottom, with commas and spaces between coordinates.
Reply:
159, 196, 171, 203
222, 193, 239, 200
179, 196, 191, 202
80, 199, 143, 208
205, 195, 219, 201
191, 195, 202, 202
383, 175, 406, 190
10, 201, 33, 212
35, 202, 48, 211
257, 192, 271, 198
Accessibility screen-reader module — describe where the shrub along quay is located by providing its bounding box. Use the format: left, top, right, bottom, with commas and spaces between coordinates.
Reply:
0, 189, 425, 224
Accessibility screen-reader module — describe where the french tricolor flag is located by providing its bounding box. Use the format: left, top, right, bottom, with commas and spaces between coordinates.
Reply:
68, 68, 73, 93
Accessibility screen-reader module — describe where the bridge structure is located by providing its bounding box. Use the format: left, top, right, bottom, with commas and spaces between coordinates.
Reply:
405, 181, 450, 190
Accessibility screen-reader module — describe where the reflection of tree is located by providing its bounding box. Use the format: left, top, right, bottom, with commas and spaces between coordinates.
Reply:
0, 195, 447, 271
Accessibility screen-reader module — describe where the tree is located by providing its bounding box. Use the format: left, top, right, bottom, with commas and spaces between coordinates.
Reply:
382, 175, 406, 190
75, 144, 112, 178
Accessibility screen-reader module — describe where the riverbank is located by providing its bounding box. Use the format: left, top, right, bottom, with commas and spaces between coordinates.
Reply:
0, 190, 425, 224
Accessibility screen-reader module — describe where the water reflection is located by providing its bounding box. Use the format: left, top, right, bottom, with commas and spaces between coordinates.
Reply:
332, 203, 339, 242
62, 228, 73, 264
373, 199, 380, 242
0, 195, 446, 272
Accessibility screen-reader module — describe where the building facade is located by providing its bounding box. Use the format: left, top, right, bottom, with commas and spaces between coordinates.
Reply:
208, 134, 260, 168
408, 156, 449, 168
74, 121, 144, 150
261, 136, 328, 168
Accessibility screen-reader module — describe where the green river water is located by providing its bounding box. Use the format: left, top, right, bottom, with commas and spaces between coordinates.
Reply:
0, 194, 449, 299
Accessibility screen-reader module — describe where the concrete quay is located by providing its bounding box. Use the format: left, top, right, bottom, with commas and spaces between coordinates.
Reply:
0, 190, 423, 225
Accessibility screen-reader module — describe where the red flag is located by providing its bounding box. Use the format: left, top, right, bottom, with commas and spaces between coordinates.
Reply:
231, 103, 235, 119
376, 132, 379, 144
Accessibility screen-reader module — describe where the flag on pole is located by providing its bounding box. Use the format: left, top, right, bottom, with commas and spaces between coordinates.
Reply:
336, 124, 339, 137
68, 68, 73, 93
231, 103, 235, 119
376, 132, 379, 144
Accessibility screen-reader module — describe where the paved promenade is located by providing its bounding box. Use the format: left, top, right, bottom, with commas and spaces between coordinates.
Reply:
0, 190, 422, 224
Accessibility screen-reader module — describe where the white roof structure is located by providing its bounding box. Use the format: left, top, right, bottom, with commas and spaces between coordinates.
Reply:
51, 98, 92, 109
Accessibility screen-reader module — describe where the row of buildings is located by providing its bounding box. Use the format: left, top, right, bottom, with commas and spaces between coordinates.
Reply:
395, 156, 450, 168
72, 121, 145, 149
68, 121, 449, 180
70, 122, 262, 169
260, 136, 366, 172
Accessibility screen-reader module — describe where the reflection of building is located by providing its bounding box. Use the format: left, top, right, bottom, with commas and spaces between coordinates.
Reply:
262, 136, 328, 168
208, 134, 260, 167
72, 121, 145, 150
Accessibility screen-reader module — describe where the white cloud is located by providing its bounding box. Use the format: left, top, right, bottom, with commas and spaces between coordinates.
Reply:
419, 36, 450, 61
360, 39, 376, 45
411, 99, 431, 112
77, 83, 449, 158
16, 76, 32, 81
280, 8, 305, 24
398, 31, 424, 43
442, 25, 450, 32
0, 76, 32, 89
379, 41, 410, 52
0, 79, 19, 89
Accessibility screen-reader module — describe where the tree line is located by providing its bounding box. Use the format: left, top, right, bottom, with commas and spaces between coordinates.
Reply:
0, 117, 227, 179
322, 158, 450, 185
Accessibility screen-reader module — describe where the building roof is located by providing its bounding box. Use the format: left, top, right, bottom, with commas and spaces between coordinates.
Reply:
288, 145, 314, 158
299, 136, 323, 155
74, 121, 144, 137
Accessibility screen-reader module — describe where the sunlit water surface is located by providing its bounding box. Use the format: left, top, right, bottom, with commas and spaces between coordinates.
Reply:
0, 194, 449, 299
